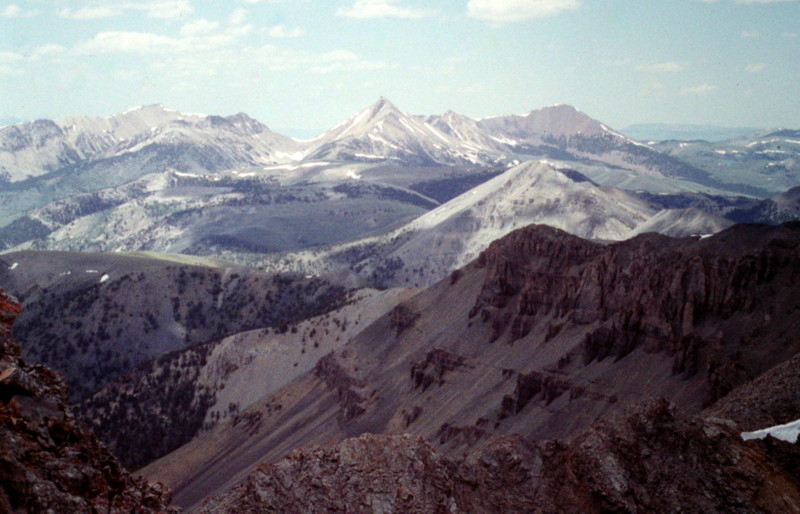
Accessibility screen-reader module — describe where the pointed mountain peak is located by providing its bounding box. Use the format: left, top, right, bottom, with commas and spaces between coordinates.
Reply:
441, 109, 471, 121
368, 96, 402, 117
374, 96, 393, 108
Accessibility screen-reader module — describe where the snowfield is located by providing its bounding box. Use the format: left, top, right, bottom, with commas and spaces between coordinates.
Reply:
741, 418, 800, 444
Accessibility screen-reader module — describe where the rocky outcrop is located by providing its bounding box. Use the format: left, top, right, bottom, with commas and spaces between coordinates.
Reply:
314, 351, 367, 421
199, 399, 800, 513
410, 349, 470, 391
471, 222, 800, 405
0, 289, 178, 513
544, 398, 800, 513
706, 352, 800, 431
498, 369, 615, 419
389, 303, 420, 336
198, 433, 458, 513
469, 225, 603, 342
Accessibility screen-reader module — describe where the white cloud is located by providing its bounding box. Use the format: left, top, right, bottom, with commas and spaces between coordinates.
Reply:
54, 2, 193, 21
228, 24, 255, 37
75, 17, 256, 57
467, 0, 579, 23
0, 51, 23, 63
744, 62, 766, 72
1, 4, 22, 18
337, 0, 434, 19
243, 0, 309, 3
57, 7, 123, 19
180, 19, 220, 37
268, 25, 305, 38
699, 0, 798, 3
71, 27, 381, 78
77, 32, 181, 54
141, 0, 193, 19
1, 4, 38, 18
679, 84, 719, 95
0, 65, 23, 76
230, 8, 247, 25
740, 30, 761, 38
637, 61, 686, 73
32, 45, 67, 59
308, 58, 387, 74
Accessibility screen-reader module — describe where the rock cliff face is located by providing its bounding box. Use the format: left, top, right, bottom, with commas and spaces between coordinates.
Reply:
0, 289, 177, 513
471, 222, 800, 405
199, 399, 800, 513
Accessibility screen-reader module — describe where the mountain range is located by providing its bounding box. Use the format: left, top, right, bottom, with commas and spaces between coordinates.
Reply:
2, 97, 800, 512
651, 128, 800, 196
1, 98, 798, 263
3, 98, 795, 197
138, 221, 800, 510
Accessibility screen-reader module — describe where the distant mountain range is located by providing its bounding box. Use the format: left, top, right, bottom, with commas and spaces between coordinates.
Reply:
5, 99, 794, 199
0, 99, 692, 183
1, 98, 797, 263
650, 129, 800, 196
0, 105, 299, 184
621, 123, 762, 143
2, 99, 800, 513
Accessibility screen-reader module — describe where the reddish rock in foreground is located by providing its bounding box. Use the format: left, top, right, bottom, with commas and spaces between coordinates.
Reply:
199, 399, 800, 513
0, 288, 178, 513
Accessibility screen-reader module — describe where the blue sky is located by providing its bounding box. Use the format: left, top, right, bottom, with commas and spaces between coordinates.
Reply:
1, 0, 798, 135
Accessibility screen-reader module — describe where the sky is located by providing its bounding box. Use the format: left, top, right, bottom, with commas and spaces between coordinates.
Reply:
1, 0, 798, 136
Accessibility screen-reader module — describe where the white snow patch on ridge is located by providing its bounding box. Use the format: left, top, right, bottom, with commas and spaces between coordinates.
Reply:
8, 262, 18, 270
741, 418, 800, 444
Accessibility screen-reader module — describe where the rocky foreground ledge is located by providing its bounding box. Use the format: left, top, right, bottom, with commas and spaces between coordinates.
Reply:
199, 398, 800, 513
0, 288, 178, 513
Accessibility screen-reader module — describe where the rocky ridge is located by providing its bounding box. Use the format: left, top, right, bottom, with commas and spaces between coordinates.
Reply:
143, 221, 800, 509
199, 399, 800, 513
0, 288, 178, 512
471, 222, 800, 405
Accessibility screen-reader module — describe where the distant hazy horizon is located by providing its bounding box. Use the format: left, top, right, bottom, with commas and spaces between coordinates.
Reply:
1, 0, 798, 131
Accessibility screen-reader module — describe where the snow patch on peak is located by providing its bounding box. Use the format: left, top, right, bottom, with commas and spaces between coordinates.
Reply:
119, 105, 148, 116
